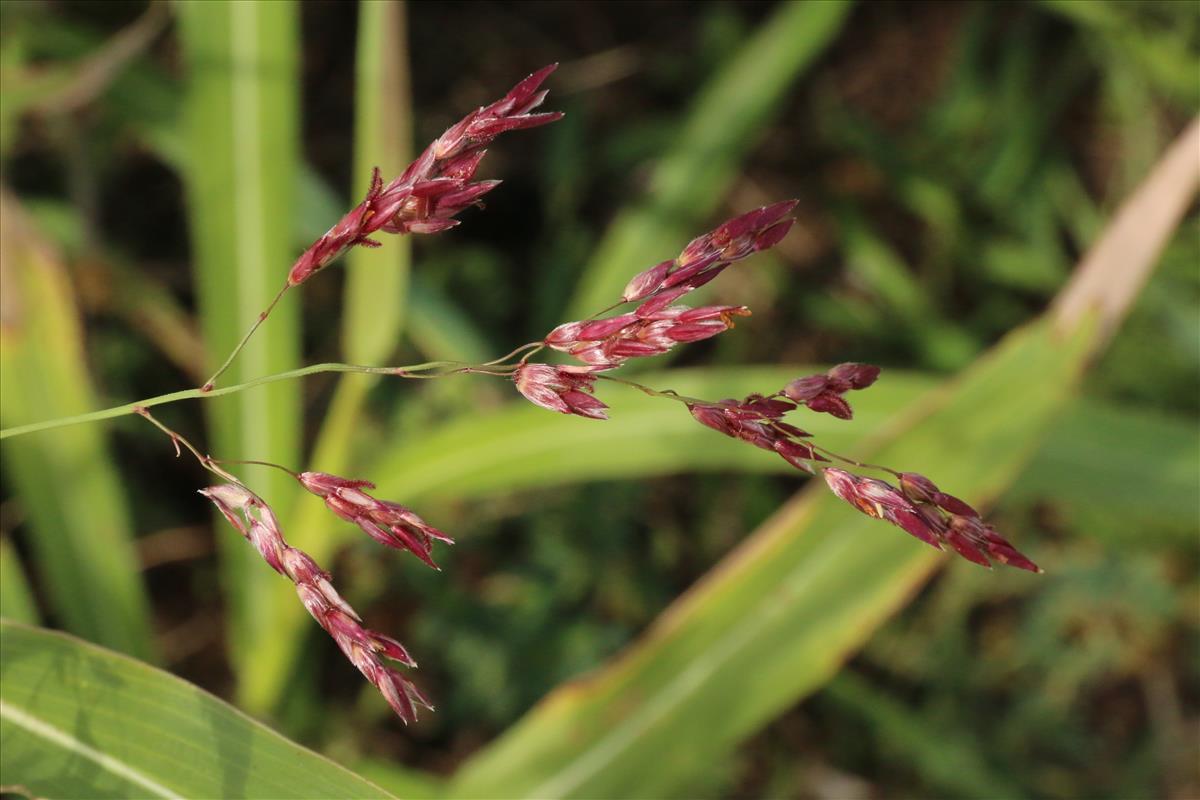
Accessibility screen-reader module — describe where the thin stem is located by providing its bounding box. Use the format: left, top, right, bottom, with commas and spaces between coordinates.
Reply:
0, 358, 473, 441
810, 444, 897, 476
402, 365, 515, 380
214, 458, 299, 479
582, 299, 626, 322
133, 407, 239, 483
597, 374, 708, 406
200, 282, 291, 392
482, 341, 543, 367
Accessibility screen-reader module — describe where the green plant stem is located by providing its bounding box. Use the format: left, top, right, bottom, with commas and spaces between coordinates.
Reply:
483, 341, 544, 367
133, 407, 241, 484
200, 281, 291, 391
598, 373, 707, 405
0, 359, 501, 441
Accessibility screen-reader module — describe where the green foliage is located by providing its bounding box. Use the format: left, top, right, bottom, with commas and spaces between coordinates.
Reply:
0, 621, 394, 799
0, 540, 38, 625
0, 201, 155, 662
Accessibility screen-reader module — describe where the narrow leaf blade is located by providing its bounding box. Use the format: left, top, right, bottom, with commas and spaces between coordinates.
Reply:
177, 0, 303, 709
0, 195, 155, 660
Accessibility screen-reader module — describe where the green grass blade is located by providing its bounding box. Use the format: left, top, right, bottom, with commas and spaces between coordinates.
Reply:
20, 196, 207, 383
823, 672, 1025, 799
177, 0, 302, 707
0, 539, 39, 625
565, 0, 853, 319
1005, 402, 1199, 546
354, 759, 445, 800
344, 0, 411, 366
0, 621, 394, 799
840, 213, 979, 369
0, 197, 155, 661
448, 315, 1097, 799
300, 0, 412, 475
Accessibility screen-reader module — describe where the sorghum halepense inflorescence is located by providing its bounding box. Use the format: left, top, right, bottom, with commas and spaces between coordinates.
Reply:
133, 406, 449, 722
147, 63, 1038, 728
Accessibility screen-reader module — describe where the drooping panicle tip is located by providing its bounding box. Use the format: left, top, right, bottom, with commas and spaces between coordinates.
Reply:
821, 467, 1041, 572
285, 66, 562, 286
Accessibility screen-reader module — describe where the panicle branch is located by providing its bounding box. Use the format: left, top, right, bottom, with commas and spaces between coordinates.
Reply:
201, 483, 433, 722
677, 368, 1039, 572
135, 408, 445, 722
505, 202, 799, 423
539, 202, 797, 372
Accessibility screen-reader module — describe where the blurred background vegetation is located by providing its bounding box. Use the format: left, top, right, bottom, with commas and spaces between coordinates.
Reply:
1, 1, 1197, 798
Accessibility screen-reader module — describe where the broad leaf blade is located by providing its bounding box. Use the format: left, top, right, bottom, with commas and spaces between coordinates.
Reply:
0, 621, 393, 799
